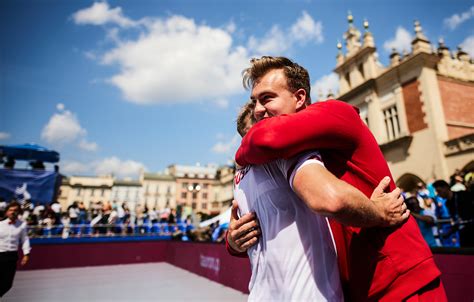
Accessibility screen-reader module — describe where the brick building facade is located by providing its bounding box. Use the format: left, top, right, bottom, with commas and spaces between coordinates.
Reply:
331, 14, 473, 191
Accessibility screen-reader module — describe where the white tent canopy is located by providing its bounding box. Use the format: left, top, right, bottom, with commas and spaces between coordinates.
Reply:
199, 207, 231, 228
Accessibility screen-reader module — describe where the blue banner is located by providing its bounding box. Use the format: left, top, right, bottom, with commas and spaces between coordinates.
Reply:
0, 169, 59, 204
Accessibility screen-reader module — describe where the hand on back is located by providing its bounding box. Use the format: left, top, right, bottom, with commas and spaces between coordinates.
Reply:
371, 176, 410, 227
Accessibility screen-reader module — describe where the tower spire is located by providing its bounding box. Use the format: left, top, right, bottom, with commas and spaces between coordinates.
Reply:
336, 40, 344, 65
347, 11, 354, 26
411, 20, 431, 54
343, 11, 362, 56
362, 18, 374, 47
414, 20, 428, 40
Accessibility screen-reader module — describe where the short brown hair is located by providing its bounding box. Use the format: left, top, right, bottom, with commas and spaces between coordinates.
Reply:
6, 201, 22, 212
236, 101, 256, 137
242, 56, 311, 105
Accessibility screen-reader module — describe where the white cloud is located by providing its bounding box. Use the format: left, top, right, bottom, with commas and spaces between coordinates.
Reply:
41, 104, 98, 151
461, 35, 474, 57
61, 160, 89, 175
290, 11, 323, 44
72, 4, 324, 105
383, 27, 413, 53
444, 6, 474, 30
61, 157, 146, 178
0, 132, 11, 140
94, 157, 146, 178
215, 133, 226, 140
212, 134, 240, 155
84, 51, 97, 60
72, 2, 136, 28
312, 73, 339, 100
41, 110, 85, 144
78, 139, 99, 152
248, 11, 323, 55
248, 25, 289, 55
105, 28, 121, 44
214, 98, 229, 109
225, 21, 236, 34
56, 103, 65, 111
100, 15, 249, 104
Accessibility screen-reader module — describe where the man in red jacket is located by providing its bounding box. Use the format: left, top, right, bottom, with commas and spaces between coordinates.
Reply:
227, 56, 446, 301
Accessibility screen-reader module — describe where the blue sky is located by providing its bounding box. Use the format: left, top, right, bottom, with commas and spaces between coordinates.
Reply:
1, 0, 473, 178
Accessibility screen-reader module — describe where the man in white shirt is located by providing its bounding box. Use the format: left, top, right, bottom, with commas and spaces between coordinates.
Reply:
235, 151, 346, 301
0, 201, 31, 298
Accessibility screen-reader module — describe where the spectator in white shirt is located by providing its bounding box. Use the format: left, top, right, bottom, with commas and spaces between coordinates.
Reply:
50, 201, 62, 224
0, 201, 31, 298
68, 202, 79, 224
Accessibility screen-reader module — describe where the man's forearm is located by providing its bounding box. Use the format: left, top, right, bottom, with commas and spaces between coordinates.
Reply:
328, 181, 383, 227
293, 163, 384, 228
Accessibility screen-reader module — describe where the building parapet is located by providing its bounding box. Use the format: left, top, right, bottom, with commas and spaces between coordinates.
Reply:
444, 133, 474, 156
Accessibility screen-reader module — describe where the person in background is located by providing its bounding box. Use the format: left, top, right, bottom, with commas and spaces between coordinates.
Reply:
433, 193, 459, 247
0, 198, 7, 219
405, 196, 439, 247
78, 202, 87, 224
168, 209, 176, 224
433, 180, 474, 247
0, 201, 31, 298
68, 202, 79, 225
50, 201, 62, 225
450, 175, 466, 192
3, 157, 15, 169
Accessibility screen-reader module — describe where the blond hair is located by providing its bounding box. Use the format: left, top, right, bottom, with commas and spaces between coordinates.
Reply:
242, 56, 311, 105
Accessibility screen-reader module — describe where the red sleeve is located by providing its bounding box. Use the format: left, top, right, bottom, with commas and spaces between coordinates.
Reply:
225, 230, 248, 258
235, 100, 364, 166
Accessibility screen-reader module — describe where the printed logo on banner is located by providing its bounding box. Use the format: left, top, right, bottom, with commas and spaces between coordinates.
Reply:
15, 183, 31, 204
199, 254, 220, 274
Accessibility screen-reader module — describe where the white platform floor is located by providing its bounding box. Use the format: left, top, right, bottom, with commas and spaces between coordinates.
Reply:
3, 263, 248, 302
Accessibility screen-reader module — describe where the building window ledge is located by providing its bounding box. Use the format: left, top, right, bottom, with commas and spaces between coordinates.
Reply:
379, 134, 413, 152
444, 133, 474, 156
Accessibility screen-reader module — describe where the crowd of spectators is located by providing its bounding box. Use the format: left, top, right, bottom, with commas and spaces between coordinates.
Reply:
0, 199, 227, 243
404, 169, 474, 248
1, 169, 471, 247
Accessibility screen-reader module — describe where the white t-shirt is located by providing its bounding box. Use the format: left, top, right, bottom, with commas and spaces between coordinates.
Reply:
68, 207, 78, 219
51, 203, 62, 214
234, 151, 343, 302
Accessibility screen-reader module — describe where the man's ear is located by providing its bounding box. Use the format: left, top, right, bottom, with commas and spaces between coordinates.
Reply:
294, 88, 307, 111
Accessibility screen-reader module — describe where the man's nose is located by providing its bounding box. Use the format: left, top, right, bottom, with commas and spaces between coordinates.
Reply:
254, 102, 266, 121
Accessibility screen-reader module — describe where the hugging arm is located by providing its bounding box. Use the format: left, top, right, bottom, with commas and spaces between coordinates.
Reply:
225, 168, 409, 257
236, 100, 362, 166
292, 162, 409, 228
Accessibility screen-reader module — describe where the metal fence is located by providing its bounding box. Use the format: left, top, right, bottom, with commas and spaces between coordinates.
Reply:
27, 222, 193, 239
